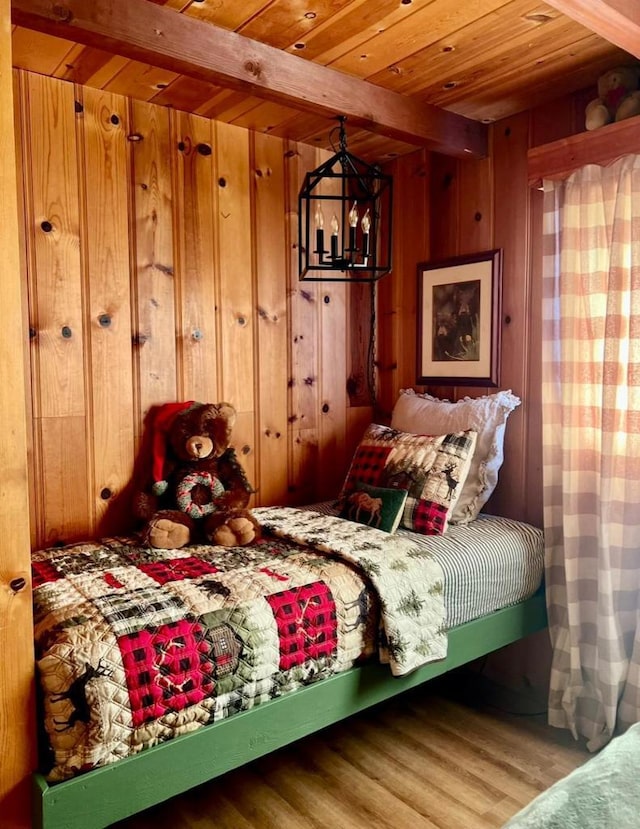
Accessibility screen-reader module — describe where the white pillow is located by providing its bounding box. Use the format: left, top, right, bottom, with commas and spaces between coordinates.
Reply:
390, 389, 520, 524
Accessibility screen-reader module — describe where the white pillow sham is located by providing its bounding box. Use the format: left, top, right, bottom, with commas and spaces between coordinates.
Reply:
390, 388, 520, 524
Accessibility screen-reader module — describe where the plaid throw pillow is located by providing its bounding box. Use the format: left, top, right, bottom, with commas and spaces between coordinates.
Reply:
341, 424, 477, 535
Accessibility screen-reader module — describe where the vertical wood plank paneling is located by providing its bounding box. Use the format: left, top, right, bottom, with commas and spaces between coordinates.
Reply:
215, 121, 255, 413
252, 132, 289, 505
285, 140, 319, 505
427, 153, 460, 401
130, 100, 176, 441
396, 150, 430, 394
231, 411, 257, 500
347, 282, 374, 407
215, 120, 255, 486
23, 72, 90, 544
457, 149, 494, 258
79, 87, 134, 534
377, 150, 430, 417
26, 74, 85, 418
489, 114, 531, 520
430, 154, 459, 261
0, 9, 35, 825
319, 278, 348, 500
316, 148, 348, 500
171, 110, 218, 403
13, 70, 38, 550
453, 142, 494, 401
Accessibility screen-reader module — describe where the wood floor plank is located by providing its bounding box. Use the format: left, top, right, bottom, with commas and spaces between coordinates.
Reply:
340, 715, 504, 813
323, 723, 497, 829
254, 750, 375, 829
290, 737, 438, 829
113, 676, 590, 829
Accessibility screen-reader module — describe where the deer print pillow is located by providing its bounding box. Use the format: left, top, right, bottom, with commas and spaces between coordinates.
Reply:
339, 482, 408, 534
340, 424, 477, 535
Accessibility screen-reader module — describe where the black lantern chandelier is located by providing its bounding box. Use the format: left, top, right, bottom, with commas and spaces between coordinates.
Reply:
298, 117, 393, 282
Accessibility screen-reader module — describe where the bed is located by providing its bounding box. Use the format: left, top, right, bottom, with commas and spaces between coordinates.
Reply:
31, 503, 546, 829
32, 389, 539, 829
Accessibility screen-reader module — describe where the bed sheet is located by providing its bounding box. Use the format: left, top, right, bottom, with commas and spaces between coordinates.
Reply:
308, 503, 545, 627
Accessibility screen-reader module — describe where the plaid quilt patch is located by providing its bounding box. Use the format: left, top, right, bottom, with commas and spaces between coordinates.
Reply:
118, 619, 215, 727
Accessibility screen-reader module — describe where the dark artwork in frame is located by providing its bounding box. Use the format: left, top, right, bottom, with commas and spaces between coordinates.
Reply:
417, 249, 502, 387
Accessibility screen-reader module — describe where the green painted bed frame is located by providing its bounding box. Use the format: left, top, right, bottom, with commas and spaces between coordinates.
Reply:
32, 587, 547, 829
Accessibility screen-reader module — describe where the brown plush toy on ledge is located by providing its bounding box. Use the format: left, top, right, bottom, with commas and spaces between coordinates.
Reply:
134, 401, 260, 549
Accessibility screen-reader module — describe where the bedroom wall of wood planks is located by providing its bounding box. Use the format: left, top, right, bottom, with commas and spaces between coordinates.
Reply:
13, 68, 591, 552
13, 69, 374, 551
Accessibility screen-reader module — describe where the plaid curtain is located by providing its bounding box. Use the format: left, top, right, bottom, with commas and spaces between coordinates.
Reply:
542, 155, 640, 751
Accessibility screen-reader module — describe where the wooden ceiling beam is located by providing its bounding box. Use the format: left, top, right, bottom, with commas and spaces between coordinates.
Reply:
544, 0, 640, 59
11, 0, 487, 159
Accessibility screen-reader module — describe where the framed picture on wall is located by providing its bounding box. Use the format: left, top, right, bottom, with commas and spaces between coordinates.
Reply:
417, 249, 502, 387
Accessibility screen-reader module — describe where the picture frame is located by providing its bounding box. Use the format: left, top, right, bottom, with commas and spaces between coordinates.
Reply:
417, 249, 502, 387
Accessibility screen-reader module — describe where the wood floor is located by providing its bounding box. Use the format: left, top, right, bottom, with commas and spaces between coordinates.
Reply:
111, 673, 589, 829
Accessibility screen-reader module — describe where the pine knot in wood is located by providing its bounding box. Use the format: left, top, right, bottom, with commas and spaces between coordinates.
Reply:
52, 4, 73, 23
244, 60, 262, 80
9, 577, 27, 593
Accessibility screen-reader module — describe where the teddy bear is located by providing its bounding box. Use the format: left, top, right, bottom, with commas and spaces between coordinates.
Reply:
585, 65, 640, 131
134, 400, 260, 549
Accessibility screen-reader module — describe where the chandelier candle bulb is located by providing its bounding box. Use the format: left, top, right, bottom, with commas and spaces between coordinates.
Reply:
361, 208, 371, 257
348, 201, 358, 251
314, 205, 325, 259
331, 214, 339, 259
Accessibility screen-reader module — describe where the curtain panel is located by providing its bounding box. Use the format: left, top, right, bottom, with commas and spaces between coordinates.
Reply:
542, 155, 640, 750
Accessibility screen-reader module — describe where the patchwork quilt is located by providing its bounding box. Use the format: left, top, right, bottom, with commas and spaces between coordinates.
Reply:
32, 507, 445, 782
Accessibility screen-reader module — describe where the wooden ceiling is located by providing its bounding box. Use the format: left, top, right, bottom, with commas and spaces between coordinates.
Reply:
10, 0, 638, 161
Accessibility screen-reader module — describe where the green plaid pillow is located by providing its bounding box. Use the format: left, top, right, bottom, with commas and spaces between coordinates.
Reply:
341, 424, 477, 535
339, 483, 408, 534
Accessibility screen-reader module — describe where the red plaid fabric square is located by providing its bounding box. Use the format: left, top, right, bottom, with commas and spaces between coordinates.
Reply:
411, 500, 448, 535
266, 581, 337, 670
137, 556, 219, 585
118, 619, 214, 727
32, 560, 63, 588
342, 444, 391, 495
